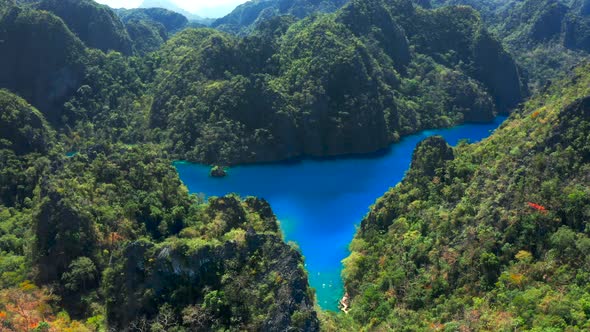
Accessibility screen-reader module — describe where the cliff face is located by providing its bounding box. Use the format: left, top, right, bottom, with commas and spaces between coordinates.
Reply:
343, 63, 590, 330
124, 19, 167, 54
36, 0, 133, 55
22, 141, 320, 330
150, 0, 524, 165
0, 89, 54, 155
0, 89, 54, 207
410, 136, 454, 177
105, 196, 319, 331
117, 7, 189, 33
0, 6, 86, 122
428, 0, 590, 89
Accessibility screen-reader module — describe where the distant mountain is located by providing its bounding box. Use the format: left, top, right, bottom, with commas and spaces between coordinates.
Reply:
117, 7, 188, 32
197, 3, 244, 19
212, 0, 349, 34
139, 0, 214, 24
115, 7, 189, 54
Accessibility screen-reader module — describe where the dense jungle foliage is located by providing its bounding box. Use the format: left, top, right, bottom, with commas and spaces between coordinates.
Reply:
149, 0, 525, 165
335, 62, 590, 331
0, 91, 318, 331
0, 0, 589, 330
211, 0, 349, 34
1, 0, 528, 165
427, 0, 590, 90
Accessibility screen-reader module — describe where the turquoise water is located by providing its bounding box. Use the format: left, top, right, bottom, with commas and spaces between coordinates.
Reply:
174, 117, 507, 311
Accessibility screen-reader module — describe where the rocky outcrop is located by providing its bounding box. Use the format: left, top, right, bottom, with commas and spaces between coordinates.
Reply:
106, 196, 319, 331
410, 136, 454, 177
337, 0, 411, 68
529, 1, 568, 42
472, 29, 526, 112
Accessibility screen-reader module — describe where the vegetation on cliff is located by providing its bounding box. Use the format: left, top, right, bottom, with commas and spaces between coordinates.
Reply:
428, 0, 590, 90
339, 62, 590, 330
0, 139, 319, 330
35, 0, 133, 55
212, 0, 348, 34
150, 0, 524, 165
0, 4, 87, 121
1, 0, 589, 330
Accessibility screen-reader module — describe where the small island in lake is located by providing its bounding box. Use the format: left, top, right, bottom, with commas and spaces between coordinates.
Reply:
209, 165, 227, 178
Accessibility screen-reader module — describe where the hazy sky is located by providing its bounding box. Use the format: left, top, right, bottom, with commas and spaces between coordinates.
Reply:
96, 0, 248, 14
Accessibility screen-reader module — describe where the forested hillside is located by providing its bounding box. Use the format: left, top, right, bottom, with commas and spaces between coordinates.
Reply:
0, 95, 319, 330
212, 0, 348, 34
114, 7, 209, 54
337, 63, 590, 330
0, 1, 321, 330
428, 0, 590, 90
0, 2, 87, 122
0, 0, 589, 330
35, 0, 133, 55
150, 0, 525, 165
0, 0, 526, 165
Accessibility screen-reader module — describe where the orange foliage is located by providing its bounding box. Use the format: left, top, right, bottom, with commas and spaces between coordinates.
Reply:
0, 281, 54, 331
429, 322, 444, 331
0, 282, 91, 332
527, 202, 548, 213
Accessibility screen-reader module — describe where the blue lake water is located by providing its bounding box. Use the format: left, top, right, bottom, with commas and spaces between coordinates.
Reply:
174, 117, 507, 311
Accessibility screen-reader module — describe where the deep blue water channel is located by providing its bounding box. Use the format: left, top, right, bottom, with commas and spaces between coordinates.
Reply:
174, 116, 507, 311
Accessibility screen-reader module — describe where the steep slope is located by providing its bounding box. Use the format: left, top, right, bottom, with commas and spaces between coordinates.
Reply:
0, 90, 53, 155
116, 7, 188, 32
116, 7, 189, 54
428, 0, 590, 90
0, 90, 54, 208
36, 0, 133, 55
105, 196, 318, 331
341, 63, 590, 330
124, 18, 168, 54
150, 0, 524, 165
0, 5, 86, 122
212, 0, 348, 34
0, 137, 320, 330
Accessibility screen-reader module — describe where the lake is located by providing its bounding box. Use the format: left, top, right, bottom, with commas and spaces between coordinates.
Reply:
174, 116, 507, 311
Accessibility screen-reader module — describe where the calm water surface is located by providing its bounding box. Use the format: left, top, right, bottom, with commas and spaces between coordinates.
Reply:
175, 117, 507, 311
